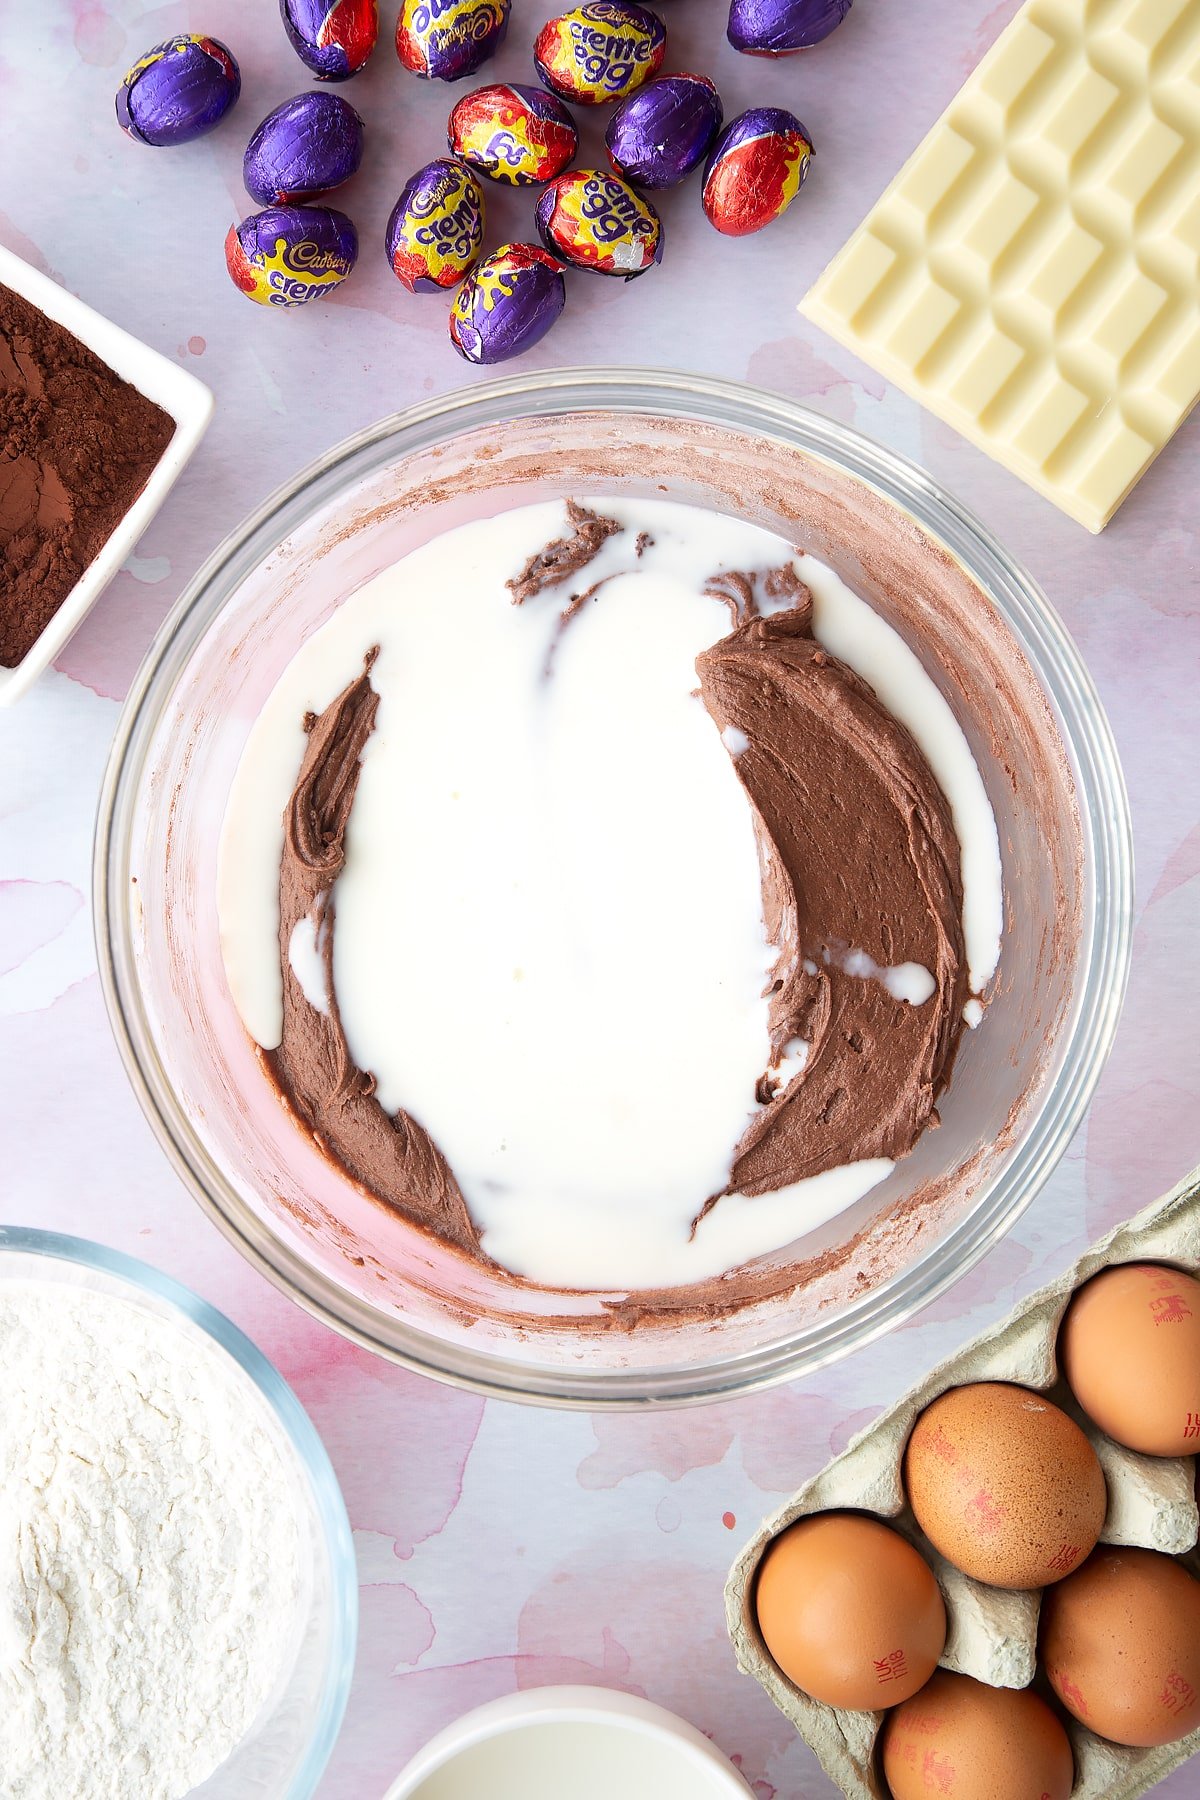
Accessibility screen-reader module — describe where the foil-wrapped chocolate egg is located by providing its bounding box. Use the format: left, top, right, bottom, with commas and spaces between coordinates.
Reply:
534, 2, 666, 106
116, 35, 241, 147
396, 0, 510, 81
535, 169, 662, 278
243, 93, 365, 205
701, 107, 813, 236
449, 243, 566, 363
605, 73, 722, 188
448, 82, 578, 185
225, 205, 359, 306
386, 158, 486, 292
280, 0, 379, 79
727, 0, 851, 54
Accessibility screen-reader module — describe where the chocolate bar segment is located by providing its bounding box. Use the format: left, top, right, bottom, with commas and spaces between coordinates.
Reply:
802, 0, 1200, 532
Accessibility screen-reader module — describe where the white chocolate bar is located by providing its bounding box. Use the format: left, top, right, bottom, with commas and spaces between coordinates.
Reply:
801, 0, 1200, 532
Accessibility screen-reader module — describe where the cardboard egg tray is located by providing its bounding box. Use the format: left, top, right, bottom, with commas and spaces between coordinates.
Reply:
726, 1167, 1200, 1799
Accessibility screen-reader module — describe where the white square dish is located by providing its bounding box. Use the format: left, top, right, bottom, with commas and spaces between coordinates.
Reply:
0, 242, 213, 706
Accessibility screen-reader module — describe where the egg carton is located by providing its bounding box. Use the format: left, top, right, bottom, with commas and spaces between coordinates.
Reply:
726, 1167, 1200, 1800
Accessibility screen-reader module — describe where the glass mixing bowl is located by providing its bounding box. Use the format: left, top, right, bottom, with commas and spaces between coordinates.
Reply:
0, 1226, 357, 1796
95, 370, 1132, 1407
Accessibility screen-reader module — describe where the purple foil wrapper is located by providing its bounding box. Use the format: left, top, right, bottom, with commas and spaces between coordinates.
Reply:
449, 243, 566, 363
116, 35, 241, 147
727, 0, 851, 54
396, 0, 511, 82
244, 92, 365, 205
605, 73, 722, 188
280, 0, 379, 78
226, 204, 359, 306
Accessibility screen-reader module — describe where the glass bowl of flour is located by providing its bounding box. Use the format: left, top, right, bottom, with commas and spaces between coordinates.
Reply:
0, 1227, 356, 1797
95, 370, 1132, 1405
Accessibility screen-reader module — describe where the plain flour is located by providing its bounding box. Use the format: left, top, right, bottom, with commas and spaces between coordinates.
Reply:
0, 1280, 307, 1800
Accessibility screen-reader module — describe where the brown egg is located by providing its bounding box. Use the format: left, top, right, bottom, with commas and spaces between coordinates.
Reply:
754, 1512, 946, 1710
1039, 1546, 1200, 1746
903, 1382, 1106, 1588
1059, 1261, 1200, 1456
880, 1669, 1074, 1800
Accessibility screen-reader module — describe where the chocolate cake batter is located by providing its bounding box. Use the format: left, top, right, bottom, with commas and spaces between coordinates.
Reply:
0, 282, 174, 666
264, 505, 969, 1278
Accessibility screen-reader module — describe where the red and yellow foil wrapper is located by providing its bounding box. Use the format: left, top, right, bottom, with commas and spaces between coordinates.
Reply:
449, 243, 566, 363
534, 2, 665, 106
225, 205, 359, 306
396, 0, 510, 82
386, 158, 486, 292
701, 106, 813, 237
448, 82, 578, 185
535, 169, 662, 279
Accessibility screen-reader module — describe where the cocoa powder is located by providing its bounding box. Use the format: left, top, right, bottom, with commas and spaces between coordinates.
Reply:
0, 282, 174, 667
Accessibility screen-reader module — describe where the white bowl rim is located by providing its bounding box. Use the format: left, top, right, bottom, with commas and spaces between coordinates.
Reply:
381, 1685, 754, 1798
0, 1223, 358, 1798
94, 366, 1135, 1408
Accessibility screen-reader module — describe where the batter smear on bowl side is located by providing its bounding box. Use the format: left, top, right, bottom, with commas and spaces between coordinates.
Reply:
218, 497, 1001, 1297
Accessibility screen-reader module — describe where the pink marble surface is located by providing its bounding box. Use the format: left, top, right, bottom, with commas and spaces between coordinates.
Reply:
2, 1, 1199, 1794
